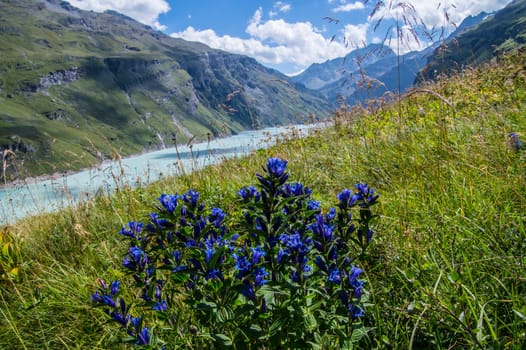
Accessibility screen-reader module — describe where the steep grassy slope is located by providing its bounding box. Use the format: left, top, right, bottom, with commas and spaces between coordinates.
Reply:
0, 49, 525, 348
0, 0, 328, 180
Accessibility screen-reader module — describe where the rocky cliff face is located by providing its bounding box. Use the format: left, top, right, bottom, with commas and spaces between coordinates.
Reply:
0, 0, 329, 180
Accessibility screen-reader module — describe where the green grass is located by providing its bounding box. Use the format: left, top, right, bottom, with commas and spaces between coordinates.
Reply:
1, 50, 526, 349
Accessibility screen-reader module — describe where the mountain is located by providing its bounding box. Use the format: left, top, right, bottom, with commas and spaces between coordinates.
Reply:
290, 44, 394, 91
292, 11, 493, 105
419, 0, 526, 81
0, 0, 329, 181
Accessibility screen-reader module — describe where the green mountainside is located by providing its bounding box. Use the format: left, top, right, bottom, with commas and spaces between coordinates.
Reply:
0, 0, 329, 180
419, 0, 526, 81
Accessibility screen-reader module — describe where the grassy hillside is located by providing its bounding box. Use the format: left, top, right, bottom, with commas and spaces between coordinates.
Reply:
1, 49, 525, 348
0, 0, 328, 181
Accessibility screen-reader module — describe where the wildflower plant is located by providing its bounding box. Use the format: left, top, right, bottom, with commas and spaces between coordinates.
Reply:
91, 157, 379, 348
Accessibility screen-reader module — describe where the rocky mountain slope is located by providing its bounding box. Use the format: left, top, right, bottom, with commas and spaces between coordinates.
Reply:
0, 0, 329, 180
292, 11, 493, 105
419, 0, 526, 81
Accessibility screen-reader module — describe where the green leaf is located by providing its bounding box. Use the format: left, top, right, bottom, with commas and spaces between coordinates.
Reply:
307, 341, 323, 350
448, 271, 461, 284
350, 325, 367, 344
268, 317, 285, 336
213, 333, 233, 346
249, 323, 262, 333
216, 306, 233, 323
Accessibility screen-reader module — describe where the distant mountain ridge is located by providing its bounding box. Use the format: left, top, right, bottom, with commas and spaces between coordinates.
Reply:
0, 0, 329, 180
291, 7, 511, 105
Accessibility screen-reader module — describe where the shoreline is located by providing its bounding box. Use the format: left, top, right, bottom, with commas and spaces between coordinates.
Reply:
1, 122, 326, 190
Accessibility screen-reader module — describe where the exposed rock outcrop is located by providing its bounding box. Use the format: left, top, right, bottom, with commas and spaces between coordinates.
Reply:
39, 67, 81, 90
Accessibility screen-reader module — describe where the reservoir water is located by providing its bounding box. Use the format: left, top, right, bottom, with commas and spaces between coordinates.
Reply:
0, 124, 321, 225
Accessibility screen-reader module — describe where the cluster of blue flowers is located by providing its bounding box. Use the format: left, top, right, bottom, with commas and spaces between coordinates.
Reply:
91, 279, 150, 345
91, 157, 379, 347
509, 132, 525, 151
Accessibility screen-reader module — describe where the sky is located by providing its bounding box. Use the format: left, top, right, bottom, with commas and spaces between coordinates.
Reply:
67, 0, 513, 75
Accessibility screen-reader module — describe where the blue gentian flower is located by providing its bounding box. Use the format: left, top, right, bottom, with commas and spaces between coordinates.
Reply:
348, 265, 363, 283
257, 157, 289, 186
152, 300, 168, 311
122, 246, 148, 271
154, 285, 162, 300
182, 189, 200, 208
348, 304, 364, 318
233, 253, 251, 278
251, 245, 266, 265
131, 316, 141, 330
238, 186, 261, 202
110, 281, 120, 295
206, 268, 223, 280
253, 267, 269, 287
158, 193, 179, 213
204, 247, 215, 264
290, 271, 300, 283
91, 291, 103, 303
314, 256, 328, 272
354, 183, 379, 205
241, 281, 256, 301
193, 217, 207, 237
277, 248, 288, 264
348, 266, 364, 297
136, 327, 150, 345
110, 311, 129, 326
101, 295, 117, 308
185, 238, 197, 248
509, 132, 524, 151
149, 212, 171, 229
307, 200, 321, 211
309, 214, 334, 249
328, 268, 342, 284
266, 157, 288, 178
281, 182, 312, 198
337, 189, 360, 210
209, 207, 226, 228
325, 207, 336, 221
119, 221, 143, 239
173, 250, 181, 264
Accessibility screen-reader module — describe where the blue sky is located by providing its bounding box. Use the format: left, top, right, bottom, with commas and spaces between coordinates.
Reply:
67, 0, 512, 75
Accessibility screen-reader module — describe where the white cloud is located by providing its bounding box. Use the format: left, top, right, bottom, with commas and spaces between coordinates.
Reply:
269, 2, 291, 18
342, 22, 369, 47
274, 1, 292, 13
365, 0, 511, 53
172, 7, 350, 74
368, 0, 511, 35
333, 2, 365, 13
67, 0, 170, 29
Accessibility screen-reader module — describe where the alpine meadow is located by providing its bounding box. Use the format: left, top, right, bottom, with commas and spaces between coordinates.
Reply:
1, 0, 526, 349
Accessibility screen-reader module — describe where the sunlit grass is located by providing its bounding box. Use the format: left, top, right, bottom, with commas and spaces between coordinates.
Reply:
1, 50, 526, 348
